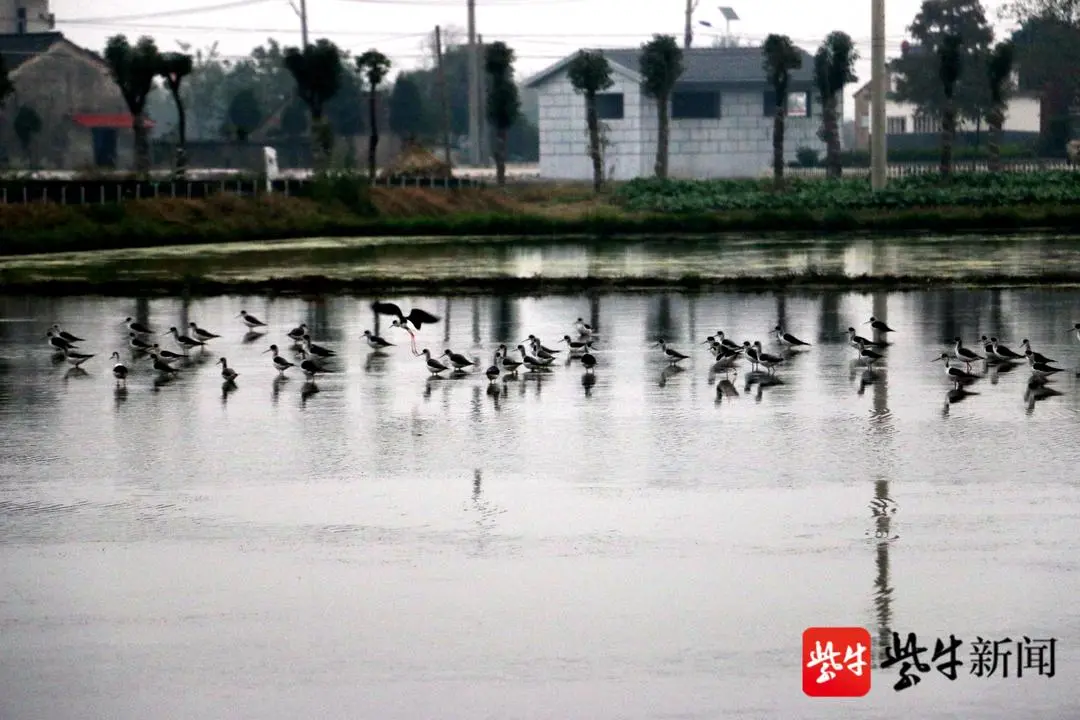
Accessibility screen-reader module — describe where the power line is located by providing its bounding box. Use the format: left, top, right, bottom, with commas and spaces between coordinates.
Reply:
59, 20, 917, 47
61, 0, 276, 24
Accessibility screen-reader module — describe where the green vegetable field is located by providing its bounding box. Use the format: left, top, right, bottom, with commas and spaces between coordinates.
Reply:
614, 172, 1080, 213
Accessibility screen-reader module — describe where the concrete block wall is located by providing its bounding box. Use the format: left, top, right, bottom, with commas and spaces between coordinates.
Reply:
536, 70, 646, 181
536, 75, 830, 179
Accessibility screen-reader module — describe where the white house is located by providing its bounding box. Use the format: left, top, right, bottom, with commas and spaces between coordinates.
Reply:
523, 46, 831, 180
851, 73, 1041, 151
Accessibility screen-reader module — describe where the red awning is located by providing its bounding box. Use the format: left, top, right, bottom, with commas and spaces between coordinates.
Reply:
73, 114, 155, 129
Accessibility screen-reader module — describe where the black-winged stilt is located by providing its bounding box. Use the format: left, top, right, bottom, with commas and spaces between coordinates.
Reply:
64, 348, 94, 367
774, 325, 810, 347
752, 340, 785, 373
362, 330, 395, 350
110, 351, 128, 384
419, 349, 449, 375
263, 345, 295, 375
865, 316, 895, 333
1025, 350, 1062, 376
372, 301, 441, 331
237, 310, 267, 329
165, 326, 205, 352
189, 322, 221, 342
50, 324, 85, 344
1019, 339, 1055, 365
442, 349, 475, 370
846, 327, 882, 349
123, 317, 154, 335
653, 339, 688, 365
932, 352, 979, 383
217, 357, 239, 382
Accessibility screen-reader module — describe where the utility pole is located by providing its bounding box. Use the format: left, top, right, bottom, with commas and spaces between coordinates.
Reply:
436, 25, 453, 167
299, 0, 309, 49
871, 0, 887, 190
467, 0, 481, 166
478, 33, 489, 165
684, 0, 698, 49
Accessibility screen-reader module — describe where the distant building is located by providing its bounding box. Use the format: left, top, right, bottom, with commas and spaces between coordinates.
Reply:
0, 31, 149, 170
0, 0, 54, 34
851, 73, 1041, 152
523, 46, 831, 180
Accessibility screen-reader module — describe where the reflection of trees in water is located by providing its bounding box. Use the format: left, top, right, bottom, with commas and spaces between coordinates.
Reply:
491, 295, 517, 344
816, 292, 842, 345
589, 293, 600, 335
647, 295, 676, 341
471, 298, 481, 346
775, 293, 787, 332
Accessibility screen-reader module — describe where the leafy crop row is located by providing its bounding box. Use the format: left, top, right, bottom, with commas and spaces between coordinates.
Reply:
613, 172, 1080, 214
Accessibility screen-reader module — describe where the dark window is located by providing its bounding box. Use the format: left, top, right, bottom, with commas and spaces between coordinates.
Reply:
672, 91, 721, 119
595, 93, 624, 120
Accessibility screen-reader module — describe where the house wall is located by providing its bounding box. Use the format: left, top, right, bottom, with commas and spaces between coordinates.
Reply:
643, 90, 829, 179
0, 0, 52, 33
534, 69, 829, 180
854, 93, 1042, 151
536, 69, 645, 181
0, 42, 134, 170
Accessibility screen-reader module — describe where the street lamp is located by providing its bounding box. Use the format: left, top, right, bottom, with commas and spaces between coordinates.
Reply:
698, 6, 739, 46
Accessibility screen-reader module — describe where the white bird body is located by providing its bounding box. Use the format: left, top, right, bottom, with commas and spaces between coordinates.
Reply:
263, 345, 295, 374
574, 318, 595, 338
110, 351, 128, 383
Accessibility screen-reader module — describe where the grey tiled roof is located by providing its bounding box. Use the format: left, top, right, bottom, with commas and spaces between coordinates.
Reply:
0, 32, 64, 72
598, 46, 816, 85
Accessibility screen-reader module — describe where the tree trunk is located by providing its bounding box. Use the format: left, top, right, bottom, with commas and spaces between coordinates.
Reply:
826, 94, 842, 179
987, 107, 1003, 173
772, 104, 786, 189
585, 93, 603, 193
367, 91, 379, 182
170, 87, 187, 180
495, 127, 507, 186
655, 92, 670, 179
311, 108, 331, 172
940, 100, 955, 179
133, 112, 150, 177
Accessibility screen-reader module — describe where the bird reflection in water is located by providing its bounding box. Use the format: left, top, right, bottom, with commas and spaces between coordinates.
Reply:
581, 371, 596, 397
856, 369, 881, 396
486, 381, 505, 409
987, 360, 1019, 385
1024, 375, 1063, 413
300, 381, 319, 406
364, 351, 389, 373
744, 371, 782, 402
113, 384, 128, 408
272, 374, 288, 404
242, 330, 266, 344
659, 364, 685, 387
221, 379, 237, 404
63, 366, 89, 381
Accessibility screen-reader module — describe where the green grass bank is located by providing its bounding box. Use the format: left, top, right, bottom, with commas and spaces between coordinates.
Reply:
2, 171, 1080, 257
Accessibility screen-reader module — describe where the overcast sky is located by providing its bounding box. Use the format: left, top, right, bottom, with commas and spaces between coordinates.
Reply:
53, 0, 1021, 112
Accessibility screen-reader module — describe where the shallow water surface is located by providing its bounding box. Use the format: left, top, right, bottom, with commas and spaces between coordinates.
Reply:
1, 290, 1079, 719
2, 232, 1080, 284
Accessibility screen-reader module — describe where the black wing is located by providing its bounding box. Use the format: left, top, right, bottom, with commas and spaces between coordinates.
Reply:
372, 301, 403, 317
406, 308, 441, 329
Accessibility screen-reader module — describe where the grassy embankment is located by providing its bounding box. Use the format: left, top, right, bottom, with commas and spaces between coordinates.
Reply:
3, 171, 1080, 258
